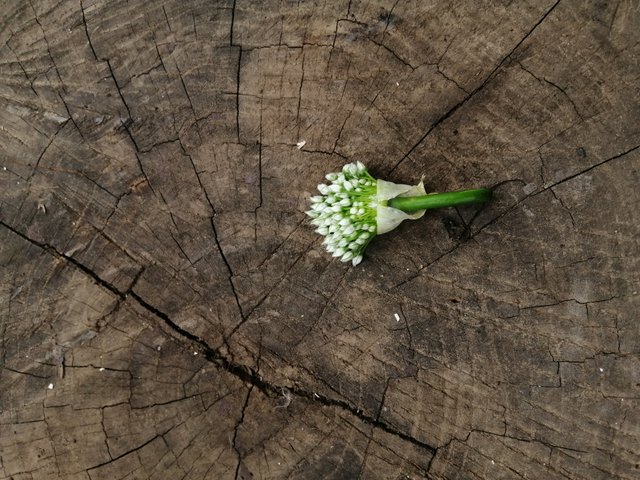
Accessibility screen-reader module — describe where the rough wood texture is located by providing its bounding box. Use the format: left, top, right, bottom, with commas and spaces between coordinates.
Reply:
1, 1, 639, 479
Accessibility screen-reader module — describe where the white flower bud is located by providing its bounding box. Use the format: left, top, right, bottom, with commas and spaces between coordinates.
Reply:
326, 173, 338, 181
332, 248, 345, 257
341, 251, 354, 262
352, 255, 363, 266
316, 227, 329, 235
318, 184, 329, 194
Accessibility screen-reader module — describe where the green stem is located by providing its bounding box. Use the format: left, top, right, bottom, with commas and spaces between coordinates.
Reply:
388, 188, 492, 213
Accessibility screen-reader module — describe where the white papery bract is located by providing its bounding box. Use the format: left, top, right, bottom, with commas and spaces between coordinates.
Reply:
307, 161, 427, 266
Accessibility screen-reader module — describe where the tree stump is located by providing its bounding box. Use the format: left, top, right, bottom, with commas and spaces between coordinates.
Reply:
1, 1, 639, 479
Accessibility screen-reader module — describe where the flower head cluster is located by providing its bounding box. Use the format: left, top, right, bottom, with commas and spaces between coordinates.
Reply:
306, 162, 377, 266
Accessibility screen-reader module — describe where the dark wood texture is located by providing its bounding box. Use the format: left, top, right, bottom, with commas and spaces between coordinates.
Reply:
1, 1, 639, 479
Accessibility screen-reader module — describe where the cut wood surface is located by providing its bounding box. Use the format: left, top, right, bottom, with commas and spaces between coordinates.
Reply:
1, 1, 639, 479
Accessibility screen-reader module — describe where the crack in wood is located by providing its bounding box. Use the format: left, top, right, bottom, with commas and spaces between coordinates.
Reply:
394, 140, 638, 289
232, 385, 252, 480
1, 220, 437, 456
235, 46, 242, 143
80, 0, 99, 61
388, 0, 564, 175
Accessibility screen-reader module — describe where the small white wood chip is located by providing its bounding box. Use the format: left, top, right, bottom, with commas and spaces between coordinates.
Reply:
43, 112, 69, 124
296, 140, 306, 149
47, 383, 54, 389
394, 313, 400, 322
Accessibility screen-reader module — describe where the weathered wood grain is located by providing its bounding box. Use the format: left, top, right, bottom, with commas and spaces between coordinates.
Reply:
1, 0, 639, 478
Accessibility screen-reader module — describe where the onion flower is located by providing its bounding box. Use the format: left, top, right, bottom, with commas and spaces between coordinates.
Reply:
306, 162, 492, 266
